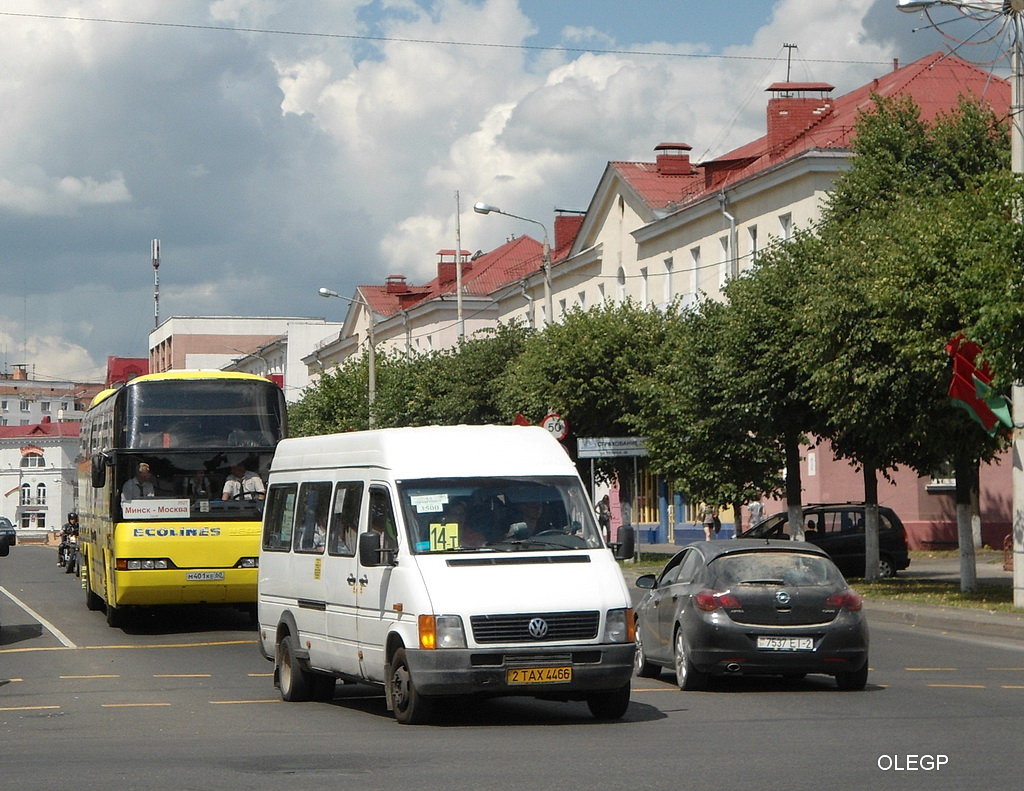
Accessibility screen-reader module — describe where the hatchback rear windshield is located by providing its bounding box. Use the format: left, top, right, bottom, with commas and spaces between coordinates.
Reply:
710, 552, 845, 588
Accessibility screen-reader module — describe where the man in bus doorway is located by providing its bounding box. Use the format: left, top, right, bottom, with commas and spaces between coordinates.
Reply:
222, 463, 265, 501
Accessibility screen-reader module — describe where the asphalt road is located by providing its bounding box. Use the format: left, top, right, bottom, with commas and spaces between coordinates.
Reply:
3, 544, 1024, 791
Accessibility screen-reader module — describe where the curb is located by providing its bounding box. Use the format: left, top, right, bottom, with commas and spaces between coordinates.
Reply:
863, 599, 1024, 643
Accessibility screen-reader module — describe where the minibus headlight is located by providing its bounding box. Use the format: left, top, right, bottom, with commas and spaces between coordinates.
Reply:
119, 558, 171, 571
235, 557, 259, 568
604, 608, 634, 643
419, 614, 467, 649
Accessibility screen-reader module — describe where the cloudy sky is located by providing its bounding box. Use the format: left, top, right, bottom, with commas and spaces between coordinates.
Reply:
0, 0, 970, 381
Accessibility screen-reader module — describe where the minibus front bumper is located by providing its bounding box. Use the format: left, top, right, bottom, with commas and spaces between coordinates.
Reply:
403, 643, 635, 697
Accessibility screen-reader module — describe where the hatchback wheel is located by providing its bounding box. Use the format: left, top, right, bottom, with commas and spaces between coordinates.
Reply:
673, 627, 708, 691
836, 662, 869, 691
878, 556, 896, 579
634, 630, 660, 679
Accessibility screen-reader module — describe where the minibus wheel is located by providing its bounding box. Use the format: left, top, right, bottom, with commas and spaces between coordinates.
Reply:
278, 634, 311, 702
390, 648, 433, 725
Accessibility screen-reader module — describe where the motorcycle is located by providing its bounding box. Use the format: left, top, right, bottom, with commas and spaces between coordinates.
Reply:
63, 532, 78, 575
58, 530, 78, 574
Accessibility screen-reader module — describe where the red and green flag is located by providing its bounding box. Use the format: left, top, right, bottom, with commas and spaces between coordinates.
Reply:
945, 335, 1012, 435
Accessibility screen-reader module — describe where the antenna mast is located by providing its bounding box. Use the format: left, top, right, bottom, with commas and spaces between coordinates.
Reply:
151, 239, 161, 328
783, 43, 798, 82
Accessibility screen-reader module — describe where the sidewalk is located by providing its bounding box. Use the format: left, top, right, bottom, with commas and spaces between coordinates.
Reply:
627, 543, 1024, 644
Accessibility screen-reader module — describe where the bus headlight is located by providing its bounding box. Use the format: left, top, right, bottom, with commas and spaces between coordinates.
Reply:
235, 557, 259, 568
119, 559, 171, 570
604, 608, 634, 643
418, 614, 467, 649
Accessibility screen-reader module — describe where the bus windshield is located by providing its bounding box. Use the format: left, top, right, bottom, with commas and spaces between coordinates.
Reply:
126, 379, 283, 450
397, 476, 603, 553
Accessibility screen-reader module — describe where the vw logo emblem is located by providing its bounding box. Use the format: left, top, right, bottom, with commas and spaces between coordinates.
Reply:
528, 618, 549, 639
775, 590, 791, 605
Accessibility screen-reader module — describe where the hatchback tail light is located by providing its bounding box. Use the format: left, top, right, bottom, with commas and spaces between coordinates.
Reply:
695, 589, 742, 611
825, 589, 863, 611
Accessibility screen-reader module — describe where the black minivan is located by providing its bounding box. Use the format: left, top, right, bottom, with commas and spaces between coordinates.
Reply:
738, 503, 911, 578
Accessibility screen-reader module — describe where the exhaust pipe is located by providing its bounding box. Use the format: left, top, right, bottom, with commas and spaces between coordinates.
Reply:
725, 663, 741, 673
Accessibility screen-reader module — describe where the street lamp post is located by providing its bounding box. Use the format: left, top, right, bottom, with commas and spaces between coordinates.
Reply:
898, 0, 1024, 605
319, 286, 377, 429
473, 202, 553, 326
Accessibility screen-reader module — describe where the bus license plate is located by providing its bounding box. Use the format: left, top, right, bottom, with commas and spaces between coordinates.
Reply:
186, 571, 225, 581
506, 666, 572, 685
757, 636, 813, 651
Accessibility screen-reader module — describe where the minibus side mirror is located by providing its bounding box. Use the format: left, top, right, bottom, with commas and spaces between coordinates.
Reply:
91, 452, 110, 488
359, 531, 397, 567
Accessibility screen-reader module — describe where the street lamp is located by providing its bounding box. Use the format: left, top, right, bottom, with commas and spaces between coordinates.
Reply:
318, 286, 377, 429
474, 201, 554, 326
898, 0, 1024, 605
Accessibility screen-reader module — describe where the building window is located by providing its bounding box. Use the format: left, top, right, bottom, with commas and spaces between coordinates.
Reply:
21, 453, 45, 468
779, 212, 793, 241
748, 225, 759, 266
664, 257, 674, 304
617, 267, 627, 302
719, 235, 730, 289
41, 401, 51, 413
640, 267, 649, 306
20, 484, 31, 505
20, 400, 30, 412
36, 483, 46, 505
689, 247, 701, 296
577, 291, 586, 310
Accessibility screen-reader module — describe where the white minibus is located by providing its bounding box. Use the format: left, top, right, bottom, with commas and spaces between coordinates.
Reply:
257, 425, 635, 724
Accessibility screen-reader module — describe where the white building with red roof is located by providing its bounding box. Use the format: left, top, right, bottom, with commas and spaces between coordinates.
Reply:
0, 421, 81, 534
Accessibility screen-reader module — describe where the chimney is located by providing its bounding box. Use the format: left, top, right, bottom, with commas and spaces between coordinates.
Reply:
385, 274, 410, 294
654, 143, 694, 176
436, 249, 471, 284
554, 212, 585, 251
766, 82, 834, 152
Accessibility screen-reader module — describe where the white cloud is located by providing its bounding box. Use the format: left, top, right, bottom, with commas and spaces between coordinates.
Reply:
0, 0, 916, 379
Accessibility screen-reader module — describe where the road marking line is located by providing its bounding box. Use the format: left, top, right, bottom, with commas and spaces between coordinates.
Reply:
60, 674, 119, 679
101, 702, 172, 708
1001, 685, 1024, 689
248, 672, 274, 678
0, 705, 60, 712
153, 674, 212, 678
927, 683, 986, 688
0, 585, 76, 648
0, 639, 255, 655
989, 667, 1024, 671
906, 667, 958, 671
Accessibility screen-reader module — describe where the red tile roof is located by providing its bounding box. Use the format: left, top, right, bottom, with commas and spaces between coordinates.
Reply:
360, 234, 545, 318
612, 52, 1010, 212
0, 422, 81, 439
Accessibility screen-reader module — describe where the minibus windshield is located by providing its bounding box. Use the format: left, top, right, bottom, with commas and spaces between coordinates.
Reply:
397, 476, 603, 553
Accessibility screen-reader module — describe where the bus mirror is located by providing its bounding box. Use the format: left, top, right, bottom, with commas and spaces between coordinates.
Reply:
358, 531, 397, 567
91, 453, 107, 488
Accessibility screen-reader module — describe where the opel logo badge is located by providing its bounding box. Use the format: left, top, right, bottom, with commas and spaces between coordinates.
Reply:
775, 590, 791, 605
528, 618, 549, 639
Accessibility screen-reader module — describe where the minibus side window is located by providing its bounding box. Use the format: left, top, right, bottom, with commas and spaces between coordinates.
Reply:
369, 487, 399, 553
329, 482, 363, 557
262, 483, 297, 551
294, 482, 332, 554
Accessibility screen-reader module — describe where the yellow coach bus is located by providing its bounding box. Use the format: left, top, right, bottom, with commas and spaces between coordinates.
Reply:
78, 370, 286, 627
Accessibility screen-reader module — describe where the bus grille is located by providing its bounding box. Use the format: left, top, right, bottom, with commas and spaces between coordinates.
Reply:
470, 611, 600, 644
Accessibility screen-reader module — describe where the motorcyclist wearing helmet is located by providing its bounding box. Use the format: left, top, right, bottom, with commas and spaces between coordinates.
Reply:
58, 512, 79, 566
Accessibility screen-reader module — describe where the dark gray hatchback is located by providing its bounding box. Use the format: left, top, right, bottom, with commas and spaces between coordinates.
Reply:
634, 540, 869, 691
738, 503, 911, 579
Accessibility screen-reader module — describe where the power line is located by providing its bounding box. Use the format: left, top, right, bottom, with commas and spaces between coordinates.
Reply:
0, 11, 891, 67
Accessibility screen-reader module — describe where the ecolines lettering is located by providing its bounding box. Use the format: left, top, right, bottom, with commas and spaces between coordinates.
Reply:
132, 527, 222, 537
877, 755, 949, 771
